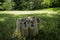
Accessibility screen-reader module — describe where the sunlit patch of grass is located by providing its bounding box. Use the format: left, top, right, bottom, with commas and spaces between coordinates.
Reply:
0, 18, 6, 22
0, 8, 60, 15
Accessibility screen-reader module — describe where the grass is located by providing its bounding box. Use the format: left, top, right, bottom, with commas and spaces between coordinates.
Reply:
0, 8, 60, 14
0, 13, 60, 40
0, 7, 60, 40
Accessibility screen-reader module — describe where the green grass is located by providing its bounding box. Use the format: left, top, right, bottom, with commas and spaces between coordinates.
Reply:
0, 8, 60, 40
0, 8, 60, 15
0, 13, 60, 40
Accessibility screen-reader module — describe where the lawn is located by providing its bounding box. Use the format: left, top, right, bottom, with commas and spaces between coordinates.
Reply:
0, 13, 60, 40
0, 8, 60, 14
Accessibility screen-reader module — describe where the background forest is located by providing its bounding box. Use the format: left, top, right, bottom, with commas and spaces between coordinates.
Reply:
0, 0, 60, 10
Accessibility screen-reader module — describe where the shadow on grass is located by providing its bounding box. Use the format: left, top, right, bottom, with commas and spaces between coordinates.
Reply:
0, 14, 60, 40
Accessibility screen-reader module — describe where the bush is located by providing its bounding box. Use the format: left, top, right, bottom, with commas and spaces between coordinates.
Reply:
2, 0, 15, 11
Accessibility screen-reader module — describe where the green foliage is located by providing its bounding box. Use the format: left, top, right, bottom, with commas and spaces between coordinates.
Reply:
0, 0, 4, 10
13, 0, 43, 10
0, 0, 60, 10
42, 0, 60, 8
52, 0, 60, 7
0, 13, 60, 40
2, 0, 15, 10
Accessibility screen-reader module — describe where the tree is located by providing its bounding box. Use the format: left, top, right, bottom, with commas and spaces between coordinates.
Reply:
0, 0, 4, 10
13, 0, 43, 10
3, 0, 15, 11
52, 0, 60, 7
41, 0, 60, 8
